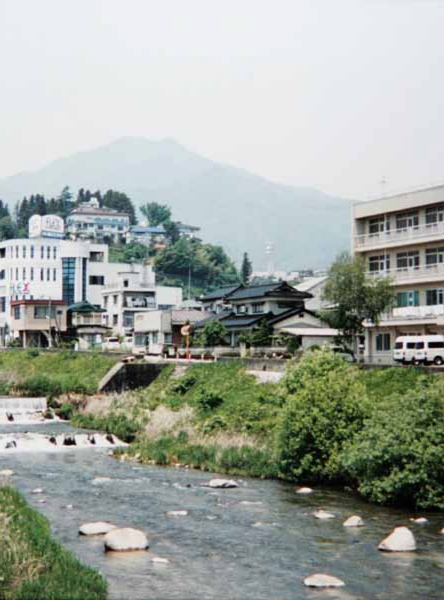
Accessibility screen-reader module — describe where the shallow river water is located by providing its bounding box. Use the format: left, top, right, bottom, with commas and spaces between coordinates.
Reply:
1, 422, 443, 600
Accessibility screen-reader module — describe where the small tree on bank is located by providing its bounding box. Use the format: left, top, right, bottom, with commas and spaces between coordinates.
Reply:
241, 252, 253, 285
322, 252, 395, 357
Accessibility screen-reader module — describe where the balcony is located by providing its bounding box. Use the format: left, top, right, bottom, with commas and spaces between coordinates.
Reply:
367, 263, 444, 285
355, 221, 444, 252
378, 304, 444, 324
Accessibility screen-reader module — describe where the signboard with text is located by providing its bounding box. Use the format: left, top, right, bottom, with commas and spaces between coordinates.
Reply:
29, 214, 65, 239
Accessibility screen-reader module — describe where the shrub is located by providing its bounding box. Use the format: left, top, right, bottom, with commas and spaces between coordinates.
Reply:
19, 375, 63, 398
27, 349, 40, 358
172, 375, 197, 394
277, 348, 369, 482
342, 383, 444, 510
196, 389, 224, 412
58, 403, 74, 420
218, 446, 278, 478
72, 413, 139, 443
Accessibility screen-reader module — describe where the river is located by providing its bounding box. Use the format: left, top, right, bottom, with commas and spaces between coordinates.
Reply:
1, 422, 443, 600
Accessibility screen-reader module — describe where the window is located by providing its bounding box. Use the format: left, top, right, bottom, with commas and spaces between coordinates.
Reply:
30, 245, 34, 259
15, 246, 18, 258
425, 247, 444, 267
426, 205, 444, 225
375, 333, 391, 352
40, 268, 44, 281
252, 302, 265, 314
397, 290, 419, 307
97, 225, 103, 230
428, 340, 444, 349
113, 314, 118, 326
22, 245, 26, 258
406, 342, 416, 349
34, 305, 56, 319
47, 268, 50, 281
396, 251, 420, 271
368, 255, 389, 272
89, 275, 105, 285
103, 296, 108, 308
416, 341, 425, 349
53, 247, 57, 260
236, 304, 248, 314
123, 313, 134, 328
30, 268, 34, 281
124, 280, 129, 288
82, 258, 87, 301
0, 248, 5, 259
13, 305, 21, 319
41, 246, 44, 259
368, 216, 387, 235
47, 247, 51, 260
53, 269, 56, 281
396, 212, 419, 230
0, 297, 5, 312
0, 270, 4, 280
426, 289, 444, 305
15, 268, 18, 280
164, 333, 173, 344
22, 268, 26, 280
62, 258, 76, 306
113, 295, 118, 305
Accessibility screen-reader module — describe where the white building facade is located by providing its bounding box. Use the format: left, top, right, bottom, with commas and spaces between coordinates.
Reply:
66, 198, 130, 243
353, 184, 444, 364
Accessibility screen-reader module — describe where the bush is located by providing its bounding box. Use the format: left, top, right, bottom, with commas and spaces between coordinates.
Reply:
172, 375, 197, 394
58, 403, 74, 420
19, 375, 63, 398
342, 384, 444, 510
196, 389, 224, 412
218, 446, 278, 478
27, 349, 40, 358
72, 413, 140, 443
277, 348, 369, 482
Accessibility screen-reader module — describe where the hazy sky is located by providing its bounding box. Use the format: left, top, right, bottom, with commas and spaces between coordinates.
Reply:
1, 0, 444, 199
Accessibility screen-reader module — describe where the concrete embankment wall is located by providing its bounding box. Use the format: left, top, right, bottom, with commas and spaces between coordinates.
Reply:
98, 362, 166, 393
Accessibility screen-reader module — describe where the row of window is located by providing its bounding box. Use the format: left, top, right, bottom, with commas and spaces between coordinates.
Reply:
12, 305, 58, 320
0, 245, 58, 260
368, 205, 444, 234
3, 267, 58, 282
397, 288, 444, 307
369, 247, 444, 272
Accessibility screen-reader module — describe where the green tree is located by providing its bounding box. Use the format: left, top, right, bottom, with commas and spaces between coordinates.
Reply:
277, 348, 370, 482
0, 216, 16, 240
163, 219, 180, 243
201, 321, 228, 346
241, 252, 253, 284
140, 202, 172, 226
250, 319, 273, 346
123, 242, 149, 262
322, 252, 395, 355
102, 190, 137, 224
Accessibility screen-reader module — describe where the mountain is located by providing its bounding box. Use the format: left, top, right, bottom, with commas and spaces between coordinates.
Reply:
0, 137, 351, 270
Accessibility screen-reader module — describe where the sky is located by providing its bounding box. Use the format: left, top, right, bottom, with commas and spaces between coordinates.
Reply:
1, 0, 444, 199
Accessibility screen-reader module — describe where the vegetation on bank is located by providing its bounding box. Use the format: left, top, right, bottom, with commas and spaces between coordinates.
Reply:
0, 486, 107, 600
0, 350, 118, 397
69, 350, 444, 510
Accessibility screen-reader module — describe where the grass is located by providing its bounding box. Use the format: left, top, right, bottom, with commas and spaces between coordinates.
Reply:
0, 486, 107, 600
0, 350, 119, 397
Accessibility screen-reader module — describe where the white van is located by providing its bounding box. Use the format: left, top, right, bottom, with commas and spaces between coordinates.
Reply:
393, 336, 420, 363
414, 335, 444, 365
102, 336, 121, 352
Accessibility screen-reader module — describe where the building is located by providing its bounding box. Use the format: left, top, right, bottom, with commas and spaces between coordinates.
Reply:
0, 215, 181, 346
102, 266, 182, 336
10, 299, 67, 348
128, 221, 201, 247
68, 301, 109, 351
66, 198, 130, 243
353, 184, 444, 364
134, 308, 209, 355
295, 276, 329, 311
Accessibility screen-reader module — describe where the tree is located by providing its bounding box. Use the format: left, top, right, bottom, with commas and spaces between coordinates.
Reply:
250, 318, 273, 346
163, 219, 180, 243
140, 202, 171, 226
322, 252, 395, 356
123, 242, 149, 262
241, 252, 253, 284
102, 189, 137, 224
0, 216, 16, 240
201, 321, 227, 346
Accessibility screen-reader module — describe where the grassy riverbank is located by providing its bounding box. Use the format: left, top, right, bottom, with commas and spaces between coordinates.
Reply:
0, 350, 119, 397
72, 351, 444, 510
0, 486, 107, 600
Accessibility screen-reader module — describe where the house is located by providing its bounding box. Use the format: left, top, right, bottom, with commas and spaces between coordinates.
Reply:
10, 299, 67, 348
196, 282, 337, 347
128, 222, 201, 248
68, 301, 110, 350
133, 308, 210, 355
295, 276, 329, 311
66, 198, 130, 243
353, 183, 444, 364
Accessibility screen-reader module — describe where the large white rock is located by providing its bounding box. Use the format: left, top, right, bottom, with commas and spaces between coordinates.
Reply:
204, 479, 238, 489
409, 517, 428, 525
304, 574, 345, 588
296, 487, 313, 495
104, 527, 149, 552
151, 556, 170, 564
343, 515, 364, 527
313, 509, 335, 520
31, 488, 44, 494
440, 527, 444, 535
166, 510, 188, 517
378, 527, 416, 552
0, 469, 14, 476
79, 522, 117, 536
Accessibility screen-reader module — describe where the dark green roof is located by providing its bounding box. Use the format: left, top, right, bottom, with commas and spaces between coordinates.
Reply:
229, 281, 311, 300
68, 301, 105, 313
200, 285, 242, 302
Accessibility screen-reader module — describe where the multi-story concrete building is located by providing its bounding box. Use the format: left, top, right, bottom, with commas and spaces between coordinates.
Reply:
353, 184, 444, 364
66, 198, 130, 243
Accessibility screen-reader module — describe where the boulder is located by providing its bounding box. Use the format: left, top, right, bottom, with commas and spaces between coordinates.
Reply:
79, 522, 117, 536
343, 515, 364, 527
5, 440, 17, 449
104, 527, 149, 552
63, 435, 76, 446
0, 469, 14, 476
296, 487, 313, 495
409, 517, 428, 525
204, 479, 238, 489
92, 477, 111, 485
440, 528, 444, 535
378, 527, 416, 552
31, 488, 44, 494
313, 509, 335, 520
166, 510, 188, 517
304, 574, 345, 588
151, 556, 170, 564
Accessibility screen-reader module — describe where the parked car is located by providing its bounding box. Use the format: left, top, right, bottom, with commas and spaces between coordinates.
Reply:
102, 336, 121, 351
413, 335, 444, 365
393, 336, 420, 364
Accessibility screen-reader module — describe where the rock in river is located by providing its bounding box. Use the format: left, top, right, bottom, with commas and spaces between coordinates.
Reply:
0, 469, 14, 476
296, 487, 313, 495
304, 574, 345, 588
378, 527, 416, 552
104, 527, 149, 552
313, 509, 335, 520
166, 510, 188, 517
31, 488, 44, 494
343, 515, 364, 527
410, 517, 428, 525
204, 478, 238, 489
79, 522, 118, 536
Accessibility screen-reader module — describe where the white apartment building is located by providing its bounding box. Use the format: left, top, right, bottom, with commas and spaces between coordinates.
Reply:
353, 184, 444, 364
0, 215, 182, 345
66, 198, 130, 243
